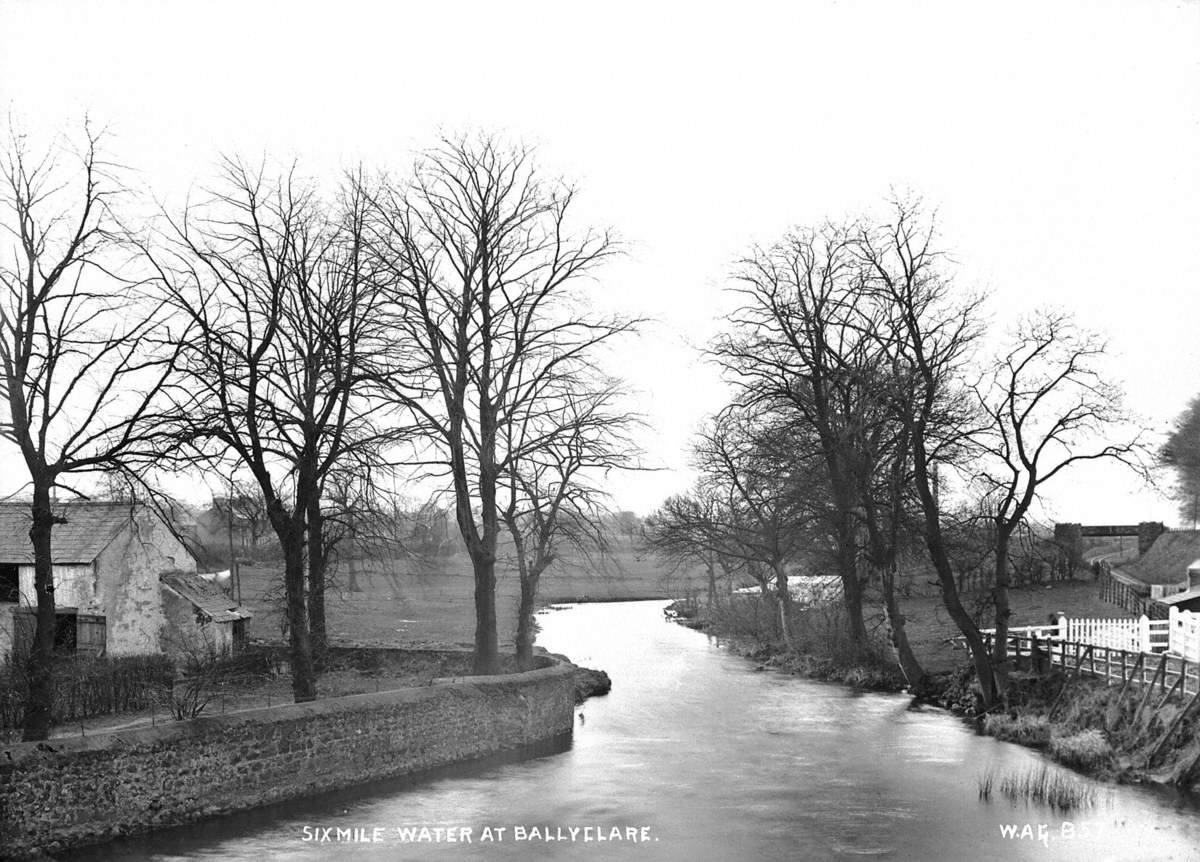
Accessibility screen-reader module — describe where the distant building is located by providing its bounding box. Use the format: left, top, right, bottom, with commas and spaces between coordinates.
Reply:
733, 574, 842, 604
193, 495, 268, 558
0, 501, 251, 661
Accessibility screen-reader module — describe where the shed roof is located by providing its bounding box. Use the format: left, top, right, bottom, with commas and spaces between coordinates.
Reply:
160, 570, 253, 623
1160, 586, 1200, 607
0, 501, 144, 564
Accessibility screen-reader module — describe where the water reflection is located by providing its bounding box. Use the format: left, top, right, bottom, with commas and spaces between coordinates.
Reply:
65, 600, 1200, 861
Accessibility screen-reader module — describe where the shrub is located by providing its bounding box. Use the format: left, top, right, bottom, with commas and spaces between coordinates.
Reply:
985, 713, 1052, 747
1049, 729, 1113, 772
0, 653, 175, 735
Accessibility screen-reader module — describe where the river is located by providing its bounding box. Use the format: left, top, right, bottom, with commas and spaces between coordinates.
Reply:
66, 600, 1200, 861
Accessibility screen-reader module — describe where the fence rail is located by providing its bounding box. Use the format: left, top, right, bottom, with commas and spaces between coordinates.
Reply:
990, 632, 1200, 699
989, 610, 1193, 659
1099, 568, 1170, 619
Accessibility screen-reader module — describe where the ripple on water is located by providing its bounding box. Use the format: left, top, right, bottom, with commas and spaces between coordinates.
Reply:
59, 600, 1200, 862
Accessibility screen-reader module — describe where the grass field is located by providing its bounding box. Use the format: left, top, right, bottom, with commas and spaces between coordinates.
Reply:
238, 538, 710, 647
234, 541, 1129, 675
899, 578, 1133, 673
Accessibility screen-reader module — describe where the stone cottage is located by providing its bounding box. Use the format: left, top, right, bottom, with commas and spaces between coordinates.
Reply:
0, 500, 252, 661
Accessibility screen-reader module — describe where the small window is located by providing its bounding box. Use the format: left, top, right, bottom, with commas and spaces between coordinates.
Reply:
0, 563, 18, 603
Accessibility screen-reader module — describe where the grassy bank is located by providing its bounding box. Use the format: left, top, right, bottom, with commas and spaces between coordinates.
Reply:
668, 595, 907, 693
972, 666, 1200, 794
672, 590, 1200, 796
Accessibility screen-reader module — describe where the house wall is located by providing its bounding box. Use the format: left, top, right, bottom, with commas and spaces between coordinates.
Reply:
7, 563, 97, 659
16, 563, 96, 609
159, 586, 235, 659
93, 511, 197, 656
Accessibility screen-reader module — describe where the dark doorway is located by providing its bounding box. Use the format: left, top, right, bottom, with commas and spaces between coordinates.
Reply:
0, 563, 18, 603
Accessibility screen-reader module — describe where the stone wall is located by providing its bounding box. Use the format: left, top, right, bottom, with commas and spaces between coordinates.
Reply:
0, 660, 576, 859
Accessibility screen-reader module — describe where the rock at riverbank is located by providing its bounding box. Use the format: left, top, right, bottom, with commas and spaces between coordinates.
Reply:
574, 666, 612, 703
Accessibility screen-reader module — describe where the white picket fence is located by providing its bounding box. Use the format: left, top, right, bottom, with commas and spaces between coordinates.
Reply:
989, 607, 1199, 661
1169, 606, 1200, 661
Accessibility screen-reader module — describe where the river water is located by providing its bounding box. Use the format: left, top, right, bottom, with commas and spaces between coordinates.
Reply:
67, 600, 1200, 861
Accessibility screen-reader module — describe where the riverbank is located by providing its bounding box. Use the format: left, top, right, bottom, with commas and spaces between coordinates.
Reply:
667, 597, 1200, 797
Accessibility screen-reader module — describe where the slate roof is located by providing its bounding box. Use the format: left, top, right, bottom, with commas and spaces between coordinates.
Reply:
160, 570, 253, 623
0, 501, 144, 564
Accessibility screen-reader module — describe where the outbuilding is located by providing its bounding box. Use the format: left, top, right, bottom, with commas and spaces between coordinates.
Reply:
0, 500, 251, 661
1160, 586, 1200, 615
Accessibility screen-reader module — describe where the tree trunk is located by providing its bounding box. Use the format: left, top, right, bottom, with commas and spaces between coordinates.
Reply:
706, 551, 717, 609
265, 499, 317, 703
22, 482, 57, 741
516, 563, 544, 671
306, 498, 327, 665
836, 517, 868, 643
283, 536, 317, 701
773, 562, 792, 649
879, 562, 927, 692
991, 529, 1014, 700
470, 547, 500, 674
911, 439, 997, 707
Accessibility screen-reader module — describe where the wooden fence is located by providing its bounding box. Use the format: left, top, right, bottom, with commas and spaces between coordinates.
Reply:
992, 610, 1195, 658
992, 632, 1200, 699
1099, 568, 1170, 619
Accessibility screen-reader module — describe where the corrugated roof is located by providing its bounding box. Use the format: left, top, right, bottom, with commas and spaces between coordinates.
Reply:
160, 570, 253, 623
0, 500, 144, 564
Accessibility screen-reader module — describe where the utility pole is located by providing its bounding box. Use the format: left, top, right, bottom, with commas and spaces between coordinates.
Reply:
225, 475, 242, 604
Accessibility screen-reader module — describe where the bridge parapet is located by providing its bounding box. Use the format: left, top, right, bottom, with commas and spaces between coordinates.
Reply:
1054, 521, 1165, 560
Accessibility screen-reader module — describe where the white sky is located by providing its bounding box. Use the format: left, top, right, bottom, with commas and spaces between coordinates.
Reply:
1, 0, 1198, 525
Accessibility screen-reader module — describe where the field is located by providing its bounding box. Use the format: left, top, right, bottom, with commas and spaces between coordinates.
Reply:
898, 578, 1134, 673
237, 538, 709, 647
235, 546, 1130, 672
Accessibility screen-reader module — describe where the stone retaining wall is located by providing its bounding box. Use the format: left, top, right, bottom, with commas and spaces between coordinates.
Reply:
0, 659, 576, 859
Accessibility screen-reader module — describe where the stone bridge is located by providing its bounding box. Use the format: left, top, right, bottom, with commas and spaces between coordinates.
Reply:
1053, 521, 1166, 564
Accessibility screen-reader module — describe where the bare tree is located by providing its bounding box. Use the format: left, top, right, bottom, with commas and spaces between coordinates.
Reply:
973, 311, 1143, 699
858, 200, 996, 705
365, 135, 625, 674
147, 159, 391, 701
500, 378, 638, 668
713, 222, 890, 645
644, 490, 741, 608
0, 126, 179, 740
690, 412, 822, 647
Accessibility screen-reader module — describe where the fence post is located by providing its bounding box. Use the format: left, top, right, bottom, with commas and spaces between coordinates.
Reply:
1140, 615, 1151, 653
1170, 605, 1180, 656
1058, 614, 1068, 640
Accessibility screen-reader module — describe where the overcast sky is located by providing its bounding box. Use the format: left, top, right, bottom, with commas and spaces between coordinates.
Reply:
1, 0, 1198, 525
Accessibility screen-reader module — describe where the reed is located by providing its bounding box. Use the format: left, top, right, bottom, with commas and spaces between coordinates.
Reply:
977, 764, 1096, 812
